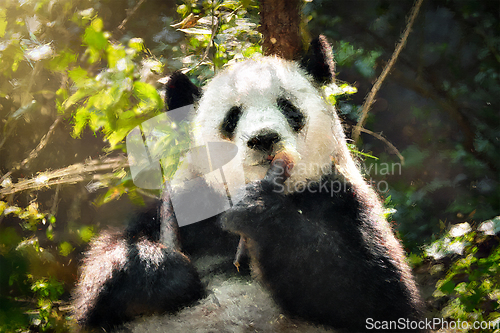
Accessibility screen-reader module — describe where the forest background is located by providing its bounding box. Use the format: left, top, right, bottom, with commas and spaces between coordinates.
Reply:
0, 0, 499, 331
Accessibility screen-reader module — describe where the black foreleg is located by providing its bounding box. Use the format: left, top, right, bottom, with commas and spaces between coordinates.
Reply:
72, 198, 204, 330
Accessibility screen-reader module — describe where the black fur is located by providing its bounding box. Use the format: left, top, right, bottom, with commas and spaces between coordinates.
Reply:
71, 203, 204, 330
165, 71, 201, 112
220, 162, 424, 332
277, 97, 306, 132
220, 106, 243, 139
300, 35, 336, 84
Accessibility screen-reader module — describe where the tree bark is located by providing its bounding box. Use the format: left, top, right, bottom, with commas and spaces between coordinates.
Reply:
259, 0, 302, 60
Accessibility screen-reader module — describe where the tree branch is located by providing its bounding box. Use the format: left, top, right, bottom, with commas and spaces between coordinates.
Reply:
0, 115, 64, 185
50, 184, 61, 216
0, 156, 129, 197
360, 128, 405, 165
115, 0, 147, 33
353, 0, 424, 142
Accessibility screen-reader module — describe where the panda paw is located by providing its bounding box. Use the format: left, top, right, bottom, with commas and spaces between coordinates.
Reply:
220, 157, 293, 236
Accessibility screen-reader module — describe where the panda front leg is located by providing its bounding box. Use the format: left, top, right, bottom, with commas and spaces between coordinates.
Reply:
72, 194, 205, 331
220, 158, 425, 332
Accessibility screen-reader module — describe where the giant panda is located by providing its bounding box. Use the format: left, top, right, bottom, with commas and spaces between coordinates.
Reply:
72, 36, 425, 332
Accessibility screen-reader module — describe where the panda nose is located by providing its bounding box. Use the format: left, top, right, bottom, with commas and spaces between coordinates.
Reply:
247, 132, 281, 152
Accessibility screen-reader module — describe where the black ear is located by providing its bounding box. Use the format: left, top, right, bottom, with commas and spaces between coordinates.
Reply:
165, 71, 201, 111
300, 35, 335, 85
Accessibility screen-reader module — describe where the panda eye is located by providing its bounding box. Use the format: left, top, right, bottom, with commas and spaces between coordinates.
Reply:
277, 97, 305, 132
220, 106, 242, 139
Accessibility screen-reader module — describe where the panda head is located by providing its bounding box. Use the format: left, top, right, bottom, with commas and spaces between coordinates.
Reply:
166, 37, 362, 193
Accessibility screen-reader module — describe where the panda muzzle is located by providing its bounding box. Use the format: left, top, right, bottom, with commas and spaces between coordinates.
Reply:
264, 151, 294, 186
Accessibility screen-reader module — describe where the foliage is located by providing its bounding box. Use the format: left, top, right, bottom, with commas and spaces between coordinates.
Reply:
29, 277, 66, 332
425, 217, 500, 332
0, 200, 66, 331
171, 0, 261, 81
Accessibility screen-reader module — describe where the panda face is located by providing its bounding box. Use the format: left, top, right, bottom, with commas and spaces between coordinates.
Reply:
191, 57, 344, 189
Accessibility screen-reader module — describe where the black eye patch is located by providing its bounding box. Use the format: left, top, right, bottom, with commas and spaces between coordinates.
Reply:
220, 106, 243, 139
277, 97, 305, 132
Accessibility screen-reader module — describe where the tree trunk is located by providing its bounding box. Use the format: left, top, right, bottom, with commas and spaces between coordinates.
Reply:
259, 0, 302, 60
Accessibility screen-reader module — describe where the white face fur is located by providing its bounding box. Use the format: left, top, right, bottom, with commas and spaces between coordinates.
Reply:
187, 57, 361, 193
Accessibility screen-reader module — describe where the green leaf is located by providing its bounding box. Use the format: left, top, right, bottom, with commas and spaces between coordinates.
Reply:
89, 17, 103, 32
97, 185, 126, 205
56, 88, 68, 113
107, 126, 134, 148
0, 201, 7, 215
58, 242, 74, 256
72, 106, 90, 137
0, 8, 7, 38
133, 81, 163, 112
127, 189, 145, 206
79, 226, 95, 243
339, 83, 357, 95
347, 143, 378, 160
128, 38, 144, 52
45, 225, 54, 240
133, 81, 156, 100
84, 25, 108, 50
177, 4, 189, 16
89, 110, 109, 132
107, 44, 127, 69
68, 67, 90, 87
89, 90, 114, 111
64, 87, 96, 110
242, 45, 261, 57
0, 227, 22, 250
440, 280, 456, 294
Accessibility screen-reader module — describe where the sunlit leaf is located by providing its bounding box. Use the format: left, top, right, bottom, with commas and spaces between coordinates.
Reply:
79, 225, 95, 243
178, 27, 212, 35
108, 126, 135, 148
91, 17, 103, 32
68, 67, 90, 87
72, 106, 90, 137
107, 44, 127, 69
127, 189, 145, 206
128, 38, 144, 52
49, 50, 78, 72
25, 43, 53, 61
133, 81, 163, 111
45, 225, 54, 240
58, 242, 74, 256
0, 8, 7, 38
98, 185, 126, 205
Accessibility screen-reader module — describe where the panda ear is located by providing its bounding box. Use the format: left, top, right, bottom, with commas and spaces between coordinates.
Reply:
300, 35, 336, 85
165, 71, 201, 111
